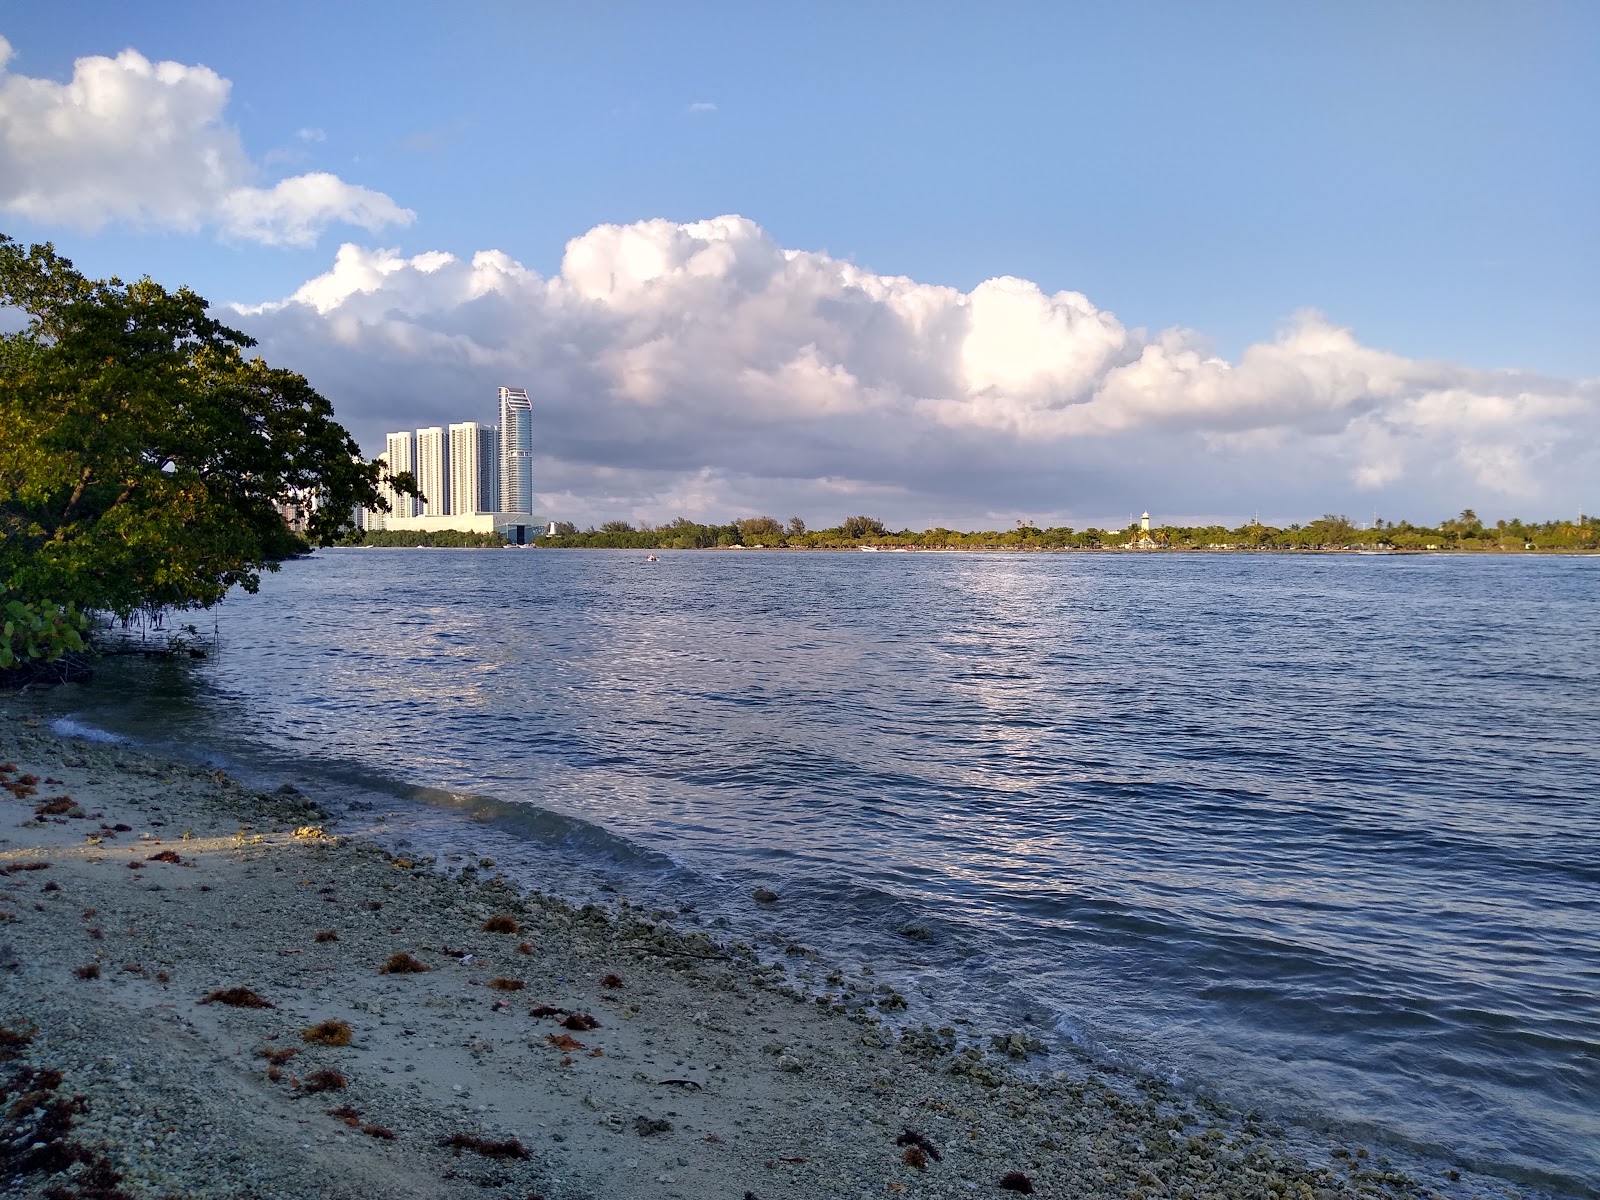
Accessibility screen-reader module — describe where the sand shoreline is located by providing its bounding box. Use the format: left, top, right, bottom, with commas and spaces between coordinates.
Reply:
0, 699, 1508, 1200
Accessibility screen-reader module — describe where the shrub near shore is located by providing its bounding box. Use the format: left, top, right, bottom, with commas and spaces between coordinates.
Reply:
0, 582, 88, 681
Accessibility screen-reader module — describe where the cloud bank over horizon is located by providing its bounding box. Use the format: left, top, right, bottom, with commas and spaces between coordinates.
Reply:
0, 34, 412, 246
234, 215, 1596, 529
1, 26, 1592, 529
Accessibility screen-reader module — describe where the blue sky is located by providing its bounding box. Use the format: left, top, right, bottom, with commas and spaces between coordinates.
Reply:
2, 2, 1596, 527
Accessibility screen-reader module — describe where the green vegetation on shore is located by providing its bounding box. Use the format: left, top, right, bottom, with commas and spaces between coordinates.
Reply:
0, 580, 87, 673
340, 529, 508, 548
539, 510, 1599, 552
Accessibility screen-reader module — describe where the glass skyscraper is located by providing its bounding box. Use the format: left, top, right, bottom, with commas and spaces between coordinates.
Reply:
498, 387, 533, 514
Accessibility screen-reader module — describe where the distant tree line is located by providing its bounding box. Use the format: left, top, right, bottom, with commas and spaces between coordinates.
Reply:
533, 509, 1598, 552
340, 529, 506, 548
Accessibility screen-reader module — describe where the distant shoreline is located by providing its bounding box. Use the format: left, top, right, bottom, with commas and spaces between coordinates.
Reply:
328, 543, 1597, 556
342, 513, 1593, 554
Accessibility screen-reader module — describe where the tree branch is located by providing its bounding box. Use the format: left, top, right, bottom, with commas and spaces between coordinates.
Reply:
57, 465, 94, 526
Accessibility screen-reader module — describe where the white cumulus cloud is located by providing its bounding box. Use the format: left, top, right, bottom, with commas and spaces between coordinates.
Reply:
0, 33, 412, 245
218, 173, 413, 248
233, 215, 1597, 527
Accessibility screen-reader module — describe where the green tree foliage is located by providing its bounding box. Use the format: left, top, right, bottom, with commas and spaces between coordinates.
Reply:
737, 515, 784, 543
0, 236, 403, 631
657, 518, 719, 549
841, 515, 887, 539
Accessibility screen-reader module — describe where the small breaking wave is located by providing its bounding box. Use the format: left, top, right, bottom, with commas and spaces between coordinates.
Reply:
50, 716, 127, 745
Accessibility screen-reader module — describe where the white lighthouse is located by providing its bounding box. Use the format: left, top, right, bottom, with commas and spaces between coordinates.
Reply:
1140, 511, 1151, 533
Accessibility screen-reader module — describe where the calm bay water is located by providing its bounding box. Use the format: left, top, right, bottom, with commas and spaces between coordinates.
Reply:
36, 550, 1600, 1194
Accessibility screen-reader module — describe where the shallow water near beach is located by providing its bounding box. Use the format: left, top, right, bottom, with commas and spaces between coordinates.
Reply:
31, 549, 1600, 1195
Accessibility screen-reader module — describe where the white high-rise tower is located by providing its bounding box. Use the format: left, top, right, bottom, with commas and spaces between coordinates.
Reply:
498, 387, 533, 514
415, 426, 450, 517
366, 451, 390, 530
383, 430, 417, 518
448, 422, 501, 514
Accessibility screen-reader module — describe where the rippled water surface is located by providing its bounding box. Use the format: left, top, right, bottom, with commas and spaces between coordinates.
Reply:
39, 550, 1600, 1194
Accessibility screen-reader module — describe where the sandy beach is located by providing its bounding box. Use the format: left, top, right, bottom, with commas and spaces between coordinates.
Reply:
1, 698, 1468, 1200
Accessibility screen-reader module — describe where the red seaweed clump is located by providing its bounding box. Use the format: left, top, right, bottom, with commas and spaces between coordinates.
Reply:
440, 1132, 530, 1159
378, 952, 429, 975
199, 987, 274, 1009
